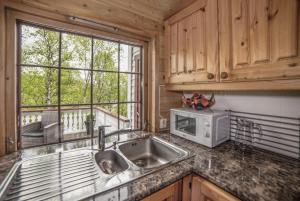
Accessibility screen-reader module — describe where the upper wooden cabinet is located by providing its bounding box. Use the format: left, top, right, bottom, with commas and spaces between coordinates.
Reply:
165, 0, 219, 84
164, 0, 300, 90
219, 0, 300, 82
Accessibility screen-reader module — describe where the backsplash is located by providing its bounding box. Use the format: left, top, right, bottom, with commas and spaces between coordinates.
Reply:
184, 92, 300, 159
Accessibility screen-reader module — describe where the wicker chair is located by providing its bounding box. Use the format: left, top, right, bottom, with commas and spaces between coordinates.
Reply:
21, 111, 63, 146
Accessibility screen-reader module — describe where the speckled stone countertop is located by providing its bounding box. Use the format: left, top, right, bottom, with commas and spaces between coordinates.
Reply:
0, 152, 20, 184
0, 132, 299, 201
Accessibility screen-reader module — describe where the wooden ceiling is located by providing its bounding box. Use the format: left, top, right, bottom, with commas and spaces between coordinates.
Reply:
5, 0, 196, 36
93, 0, 198, 22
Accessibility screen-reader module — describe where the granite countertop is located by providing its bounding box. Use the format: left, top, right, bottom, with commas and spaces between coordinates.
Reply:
0, 152, 20, 184
0, 132, 299, 201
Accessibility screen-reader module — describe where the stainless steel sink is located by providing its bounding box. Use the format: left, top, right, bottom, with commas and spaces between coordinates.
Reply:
94, 150, 129, 174
118, 137, 187, 169
0, 135, 190, 201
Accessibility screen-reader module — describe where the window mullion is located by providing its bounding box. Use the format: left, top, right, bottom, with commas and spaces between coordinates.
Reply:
118, 43, 120, 140
140, 47, 143, 131
91, 37, 94, 146
58, 32, 62, 143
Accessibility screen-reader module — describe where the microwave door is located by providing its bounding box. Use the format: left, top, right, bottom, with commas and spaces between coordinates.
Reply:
175, 115, 197, 136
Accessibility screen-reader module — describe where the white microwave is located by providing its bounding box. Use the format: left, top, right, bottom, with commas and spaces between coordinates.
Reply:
170, 108, 230, 148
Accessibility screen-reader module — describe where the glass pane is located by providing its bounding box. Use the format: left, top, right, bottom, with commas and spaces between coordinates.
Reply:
93, 39, 118, 71
61, 69, 91, 104
20, 24, 59, 66
175, 115, 196, 136
61, 33, 92, 69
21, 67, 58, 106
119, 103, 141, 130
119, 73, 140, 103
20, 107, 59, 148
94, 104, 119, 134
93, 72, 118, 104
61, 106, 91, 141
120, 44, 141, 73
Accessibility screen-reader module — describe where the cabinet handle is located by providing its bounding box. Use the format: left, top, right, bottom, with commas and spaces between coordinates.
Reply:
288, 63, 297, 67
207, 73, 214, 80
221, 72, 229, 79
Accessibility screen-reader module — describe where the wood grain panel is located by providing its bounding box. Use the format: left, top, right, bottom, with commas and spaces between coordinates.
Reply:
170, 23, 178, 74
218, 0, 232, 78
194, 10, 206, 71
219, 0, 300, 82
182, 175, 192, 201
270, 0, 298, 61
5, 10, 18, 153
0, 0, 6, 156
192, 176, 240, 201
231, 0, 250, 68
177, 20, 186, 73
205, 0, 219, 75
191, 176, 204, 201
166, 79, 300, 91
142, 180, 181, 201
185, 14, 195, 72
159, 85, 181, 130
8, 0, 160, 36
249, 0, 269, 63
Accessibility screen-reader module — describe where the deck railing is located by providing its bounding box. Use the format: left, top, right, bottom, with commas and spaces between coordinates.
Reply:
21, 107, 130, 134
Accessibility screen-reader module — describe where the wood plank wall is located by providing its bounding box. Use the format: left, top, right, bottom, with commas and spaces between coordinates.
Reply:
0, 0, 6, 156
0, 0, 187, 155
158, 32, 182, 132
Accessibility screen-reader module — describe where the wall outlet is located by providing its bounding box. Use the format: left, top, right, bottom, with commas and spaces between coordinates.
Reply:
159, 118, 167, 129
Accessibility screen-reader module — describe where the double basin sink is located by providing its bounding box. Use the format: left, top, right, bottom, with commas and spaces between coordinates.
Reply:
94, 136, 189, 175
0, 135, 190, 201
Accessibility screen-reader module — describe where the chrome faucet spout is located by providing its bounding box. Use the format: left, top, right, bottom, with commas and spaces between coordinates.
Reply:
106, 128, 132, 137
97, 127, 133, 151
98, 125, 111, 151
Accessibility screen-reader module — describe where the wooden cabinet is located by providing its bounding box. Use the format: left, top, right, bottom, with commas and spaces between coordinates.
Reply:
165, 0, 219, 84
219, 0, 300, 82
164, 0, 300, 90
141, 175, 239, 201
191, 176, 240, 201
142, 180, 182, 201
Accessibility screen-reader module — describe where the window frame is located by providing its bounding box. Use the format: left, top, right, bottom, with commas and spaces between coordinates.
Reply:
15, 19, 145, 149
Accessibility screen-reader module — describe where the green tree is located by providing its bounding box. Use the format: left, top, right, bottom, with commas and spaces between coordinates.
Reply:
21, 26, 59, 105
21, 24, 128, 116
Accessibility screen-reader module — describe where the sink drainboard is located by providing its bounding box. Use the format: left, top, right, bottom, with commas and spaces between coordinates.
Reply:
2, 152, 100, 201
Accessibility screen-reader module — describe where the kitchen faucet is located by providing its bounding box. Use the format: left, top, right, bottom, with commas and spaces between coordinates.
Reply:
97, 126, 132, 151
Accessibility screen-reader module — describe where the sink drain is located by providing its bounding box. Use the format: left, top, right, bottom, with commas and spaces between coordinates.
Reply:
99, 160, 115, 174
133, 159, 146, 167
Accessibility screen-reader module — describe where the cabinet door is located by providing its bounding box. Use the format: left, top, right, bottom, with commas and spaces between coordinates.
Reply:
219, 0, 300, 82
165, 0, 219, 84
142, 180, 181, 201
191, 176, 240, 201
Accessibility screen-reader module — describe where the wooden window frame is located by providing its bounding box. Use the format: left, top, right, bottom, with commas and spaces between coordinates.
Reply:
3, 8, 149, 154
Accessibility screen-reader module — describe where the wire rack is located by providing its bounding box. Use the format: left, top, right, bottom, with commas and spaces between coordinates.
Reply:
228, 110, 300, 159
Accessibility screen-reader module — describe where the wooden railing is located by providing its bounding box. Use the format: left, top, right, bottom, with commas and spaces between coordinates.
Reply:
21, 107, 130, 134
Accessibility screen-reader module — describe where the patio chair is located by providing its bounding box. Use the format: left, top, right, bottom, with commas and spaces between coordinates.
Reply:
21, 111, 63, 145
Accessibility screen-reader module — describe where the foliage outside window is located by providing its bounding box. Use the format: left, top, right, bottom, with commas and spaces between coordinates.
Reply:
19, 23, 142, 147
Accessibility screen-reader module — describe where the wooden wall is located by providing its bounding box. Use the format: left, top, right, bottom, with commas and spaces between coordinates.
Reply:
0, 0, 191, 155
0, 0, 6, 156
158, 33, 182, 132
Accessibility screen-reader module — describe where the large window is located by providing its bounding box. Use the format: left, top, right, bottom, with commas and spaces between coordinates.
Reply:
18, 23, 142, 148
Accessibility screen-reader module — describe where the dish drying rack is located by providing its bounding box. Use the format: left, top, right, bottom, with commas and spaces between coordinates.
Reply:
228, 110, 300, 160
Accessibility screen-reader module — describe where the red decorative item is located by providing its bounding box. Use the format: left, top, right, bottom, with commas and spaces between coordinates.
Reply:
182, 93, 215, 110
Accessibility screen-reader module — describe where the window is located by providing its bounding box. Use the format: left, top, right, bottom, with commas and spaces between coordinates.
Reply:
18, 23, 143, 148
